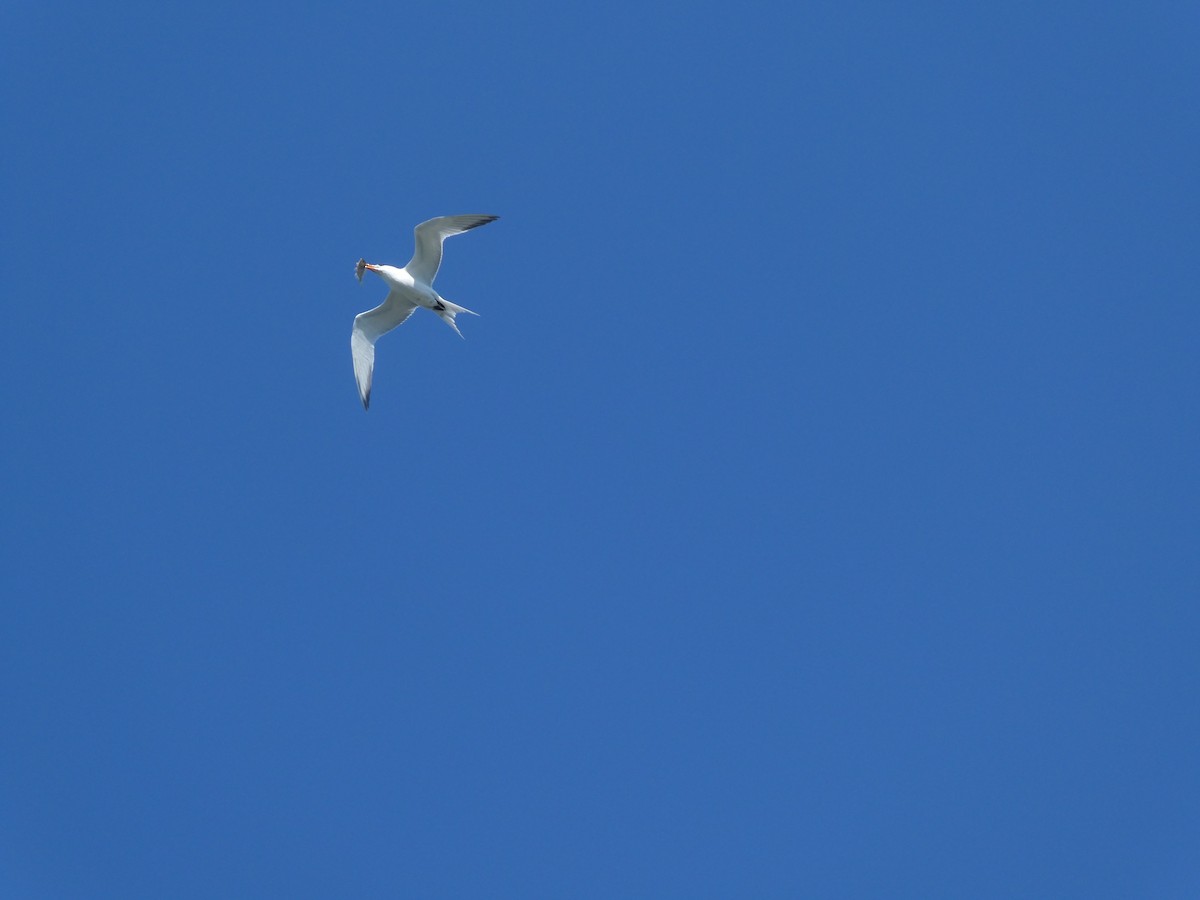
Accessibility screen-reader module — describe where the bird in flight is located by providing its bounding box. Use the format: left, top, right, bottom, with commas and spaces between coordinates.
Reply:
351, 214, 499, 409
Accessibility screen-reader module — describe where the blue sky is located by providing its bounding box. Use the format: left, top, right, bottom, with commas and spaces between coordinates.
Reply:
3, 1, 1198, 896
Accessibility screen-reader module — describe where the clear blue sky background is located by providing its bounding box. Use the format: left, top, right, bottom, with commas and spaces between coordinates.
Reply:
3, 2, 1198, 896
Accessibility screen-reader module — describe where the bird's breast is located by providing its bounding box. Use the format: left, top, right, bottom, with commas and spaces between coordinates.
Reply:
389, 274, 439, 308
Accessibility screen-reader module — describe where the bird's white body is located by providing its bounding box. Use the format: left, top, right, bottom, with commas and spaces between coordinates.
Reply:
351, 214, 498, 409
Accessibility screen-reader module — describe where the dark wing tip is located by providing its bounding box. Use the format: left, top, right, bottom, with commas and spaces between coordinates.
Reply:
361, 389, 370, 410
465, 215, 499, 230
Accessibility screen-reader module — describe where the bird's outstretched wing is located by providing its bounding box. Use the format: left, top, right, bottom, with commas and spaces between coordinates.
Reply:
350, 292, 418, 410
406, 214, 498, 285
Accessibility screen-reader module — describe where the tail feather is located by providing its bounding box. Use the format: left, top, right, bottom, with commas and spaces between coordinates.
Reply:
434, 297, 479, 339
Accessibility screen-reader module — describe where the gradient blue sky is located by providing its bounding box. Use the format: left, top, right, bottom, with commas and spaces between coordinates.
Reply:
3, 2, 1199, 896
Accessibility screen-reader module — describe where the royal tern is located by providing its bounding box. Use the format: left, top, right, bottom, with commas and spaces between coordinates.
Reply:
351, 214, 499, 409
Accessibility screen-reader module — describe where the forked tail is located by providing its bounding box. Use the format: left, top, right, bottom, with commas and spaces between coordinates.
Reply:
434, 297, 479, 339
